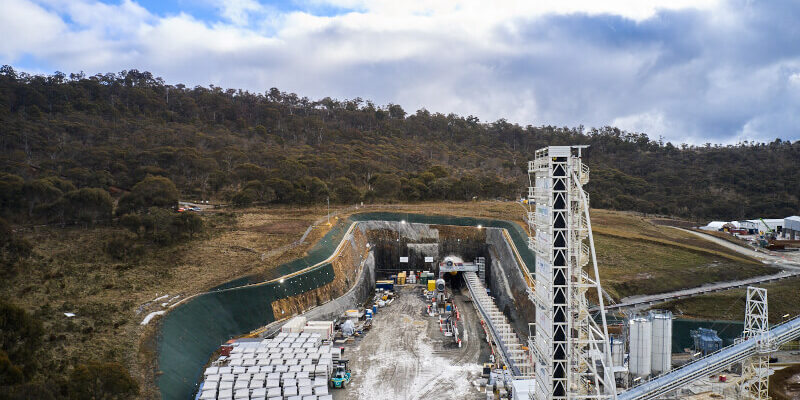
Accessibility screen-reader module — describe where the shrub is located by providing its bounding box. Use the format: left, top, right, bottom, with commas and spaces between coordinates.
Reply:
0, 218, 31, 274
118, 214, 142, 235
60, 188, 114, 225
68, 362, 139, 400
231, 189, 258, 206
171, 212, 203, 239
0, 301, 43, 377
103, 235, 143, 261
0, 349, 24, 385
116, 176, 179, 215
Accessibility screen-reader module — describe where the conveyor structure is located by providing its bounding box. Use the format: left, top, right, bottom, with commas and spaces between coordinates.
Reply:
619, 315, 800, 400
463, 271, 532, 376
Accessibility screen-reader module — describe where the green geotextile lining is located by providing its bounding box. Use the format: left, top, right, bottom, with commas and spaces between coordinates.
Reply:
155, 212, 535, 399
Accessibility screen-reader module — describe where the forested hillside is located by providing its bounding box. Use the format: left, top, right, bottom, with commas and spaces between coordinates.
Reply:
1, 66, 798, 223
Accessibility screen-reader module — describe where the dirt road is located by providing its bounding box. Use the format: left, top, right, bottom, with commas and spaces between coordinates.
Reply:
333, 286, 487, 400
671, 227, 800, 268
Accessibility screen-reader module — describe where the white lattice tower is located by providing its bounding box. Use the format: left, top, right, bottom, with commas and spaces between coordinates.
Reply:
527, 146, 616, 400
741, 286, 772, 400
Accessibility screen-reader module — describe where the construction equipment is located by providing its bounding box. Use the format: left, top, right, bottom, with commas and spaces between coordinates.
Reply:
328, 359, 352, 389
755, 218, 790, 249
759, 218, 776, 238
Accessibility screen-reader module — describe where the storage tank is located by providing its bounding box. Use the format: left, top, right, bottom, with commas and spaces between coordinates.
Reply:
629, 316, 652, 377
610, 335, 624, 367
649, 310, 672, 374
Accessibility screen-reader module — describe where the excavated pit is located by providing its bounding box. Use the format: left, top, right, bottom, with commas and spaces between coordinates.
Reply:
260, 220, 535, 343
159, 214, 537, 400
360, 221, 535, 340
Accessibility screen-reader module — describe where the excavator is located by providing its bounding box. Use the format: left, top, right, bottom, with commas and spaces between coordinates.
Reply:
758, 218, 800, 250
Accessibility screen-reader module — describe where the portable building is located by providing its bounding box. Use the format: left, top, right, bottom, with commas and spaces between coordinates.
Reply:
282, 316, 308, 333
735, 220, 759, 234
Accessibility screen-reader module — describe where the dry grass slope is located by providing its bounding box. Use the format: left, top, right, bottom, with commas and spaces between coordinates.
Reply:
655, 276, 800, 323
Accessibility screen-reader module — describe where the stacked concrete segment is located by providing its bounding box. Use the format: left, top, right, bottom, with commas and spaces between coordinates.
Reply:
198, 333, 336, 400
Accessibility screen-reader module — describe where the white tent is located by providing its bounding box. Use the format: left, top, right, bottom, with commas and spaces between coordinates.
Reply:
699, 221, 727, 231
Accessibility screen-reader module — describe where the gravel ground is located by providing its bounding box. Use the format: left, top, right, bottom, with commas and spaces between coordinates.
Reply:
333, 285, 488, 400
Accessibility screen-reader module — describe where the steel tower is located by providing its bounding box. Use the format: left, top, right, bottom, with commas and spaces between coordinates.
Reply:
741, 286, 772, 400
527, 146, 616, 400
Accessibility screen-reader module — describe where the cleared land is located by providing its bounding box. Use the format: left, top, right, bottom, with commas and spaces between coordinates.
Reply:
589, 210, 772, 300
334, 286, 485, 400
1, 202, 777, 397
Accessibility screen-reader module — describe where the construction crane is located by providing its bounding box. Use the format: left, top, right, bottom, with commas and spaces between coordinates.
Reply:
759, 218, 776, 238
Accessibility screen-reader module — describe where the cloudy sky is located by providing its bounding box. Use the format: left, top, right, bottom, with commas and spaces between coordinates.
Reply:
2, 0, 799, 144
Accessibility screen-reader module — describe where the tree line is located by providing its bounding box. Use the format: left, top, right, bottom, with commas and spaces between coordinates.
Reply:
1, 66, 798, 221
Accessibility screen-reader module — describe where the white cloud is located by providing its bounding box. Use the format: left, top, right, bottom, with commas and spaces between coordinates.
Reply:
613, 111, 668, 136
213, 0, 265, 25
1, 0, 798, 143
0, 0, 66, 59
312, 0, 720, 22
790, 72, 800, 86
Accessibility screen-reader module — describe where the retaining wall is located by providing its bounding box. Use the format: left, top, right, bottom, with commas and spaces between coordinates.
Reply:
485, 228, 537, 341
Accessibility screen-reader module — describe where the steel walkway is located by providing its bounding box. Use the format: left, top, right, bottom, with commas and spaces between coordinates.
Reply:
463, 271, 531, 376
619, 315, 800, 399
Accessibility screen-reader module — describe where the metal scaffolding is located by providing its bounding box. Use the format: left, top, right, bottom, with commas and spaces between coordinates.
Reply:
527, 146, 616, 400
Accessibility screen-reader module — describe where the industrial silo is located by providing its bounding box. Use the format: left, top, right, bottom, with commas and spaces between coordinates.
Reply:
610, 335, 624, 367
649, 310, 673, 374
629, 316, 652, 377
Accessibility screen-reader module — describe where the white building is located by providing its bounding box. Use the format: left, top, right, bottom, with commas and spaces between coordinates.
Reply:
702, 219, 787, 234
784, 216, 800, 239
748, 219, 784, 234
736, 220, 759, 232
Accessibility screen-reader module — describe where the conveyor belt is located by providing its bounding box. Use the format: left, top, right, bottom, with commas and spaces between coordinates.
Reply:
463, 272, 531, 376
619, 315, 800, 400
